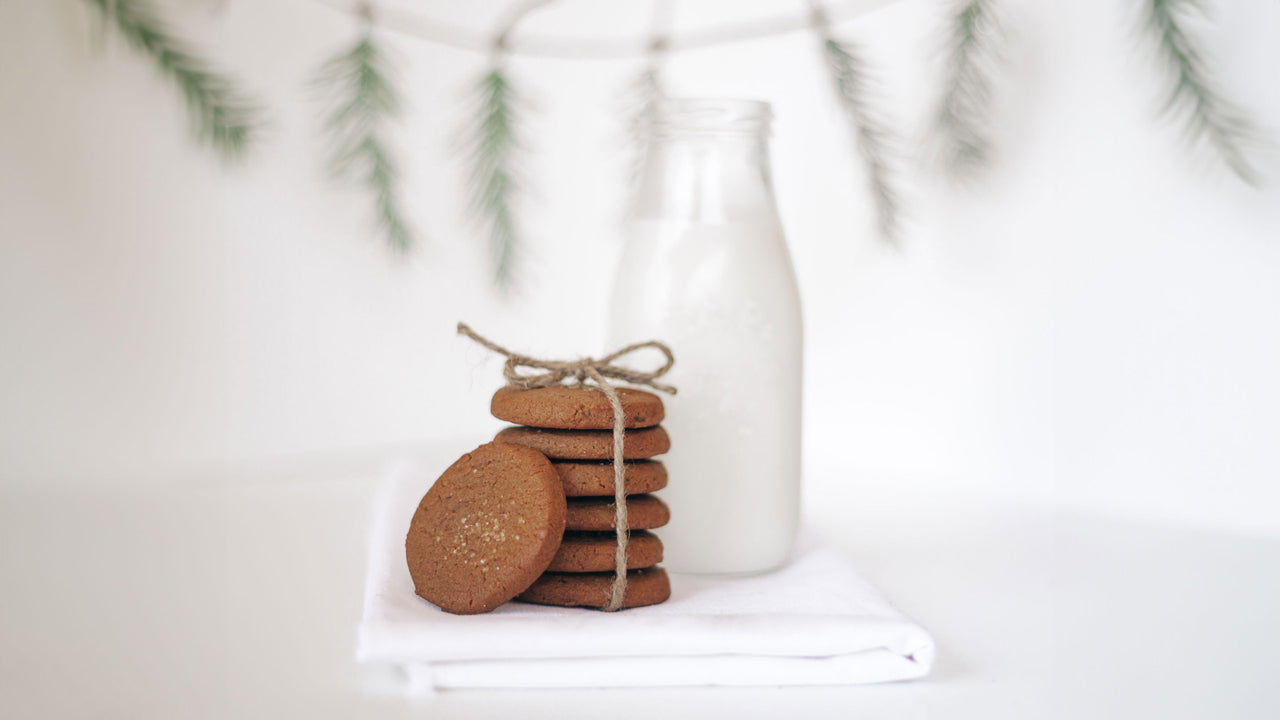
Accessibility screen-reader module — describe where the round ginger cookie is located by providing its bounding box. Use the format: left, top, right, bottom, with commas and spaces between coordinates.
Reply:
546, 530, 663, 573
491, 386, 664, 430
495, 425, 670, 461
554, 460, 668, 497
405, 442, 566, 615
516, 567, 671, 610
566, 495, 670, 531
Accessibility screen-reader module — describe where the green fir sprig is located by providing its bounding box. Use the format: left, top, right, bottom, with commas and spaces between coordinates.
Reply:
85, 0, 259, 159
463, 68, 525, 291
820, 37, 902, 243
935, 0, 1002, 177
316, 30, 414, 253
1143, 0, 1256, 184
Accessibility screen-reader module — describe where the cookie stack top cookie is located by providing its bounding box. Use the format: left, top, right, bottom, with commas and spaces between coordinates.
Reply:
491, 386, 665, 430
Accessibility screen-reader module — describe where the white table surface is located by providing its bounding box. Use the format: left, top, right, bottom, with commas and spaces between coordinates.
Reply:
3, 447, 1278, 719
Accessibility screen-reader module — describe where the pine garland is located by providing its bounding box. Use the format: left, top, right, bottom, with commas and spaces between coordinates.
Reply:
935, 0, 1001, 177
316, 30, 414, 253
463, 68, 525, 291
84, 0, 1261, 272
85, 0, 259, 159
1143, 0, 1256, 184
820, 37, 902, 243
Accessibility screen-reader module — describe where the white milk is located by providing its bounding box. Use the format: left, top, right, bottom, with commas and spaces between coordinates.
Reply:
609, 216, 802, 575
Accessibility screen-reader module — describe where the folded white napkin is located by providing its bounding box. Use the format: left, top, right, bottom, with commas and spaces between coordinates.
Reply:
357, 458, 935, 691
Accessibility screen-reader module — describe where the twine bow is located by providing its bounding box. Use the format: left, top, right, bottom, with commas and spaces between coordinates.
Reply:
457, 322, 676, 611
459, 323, 676, 395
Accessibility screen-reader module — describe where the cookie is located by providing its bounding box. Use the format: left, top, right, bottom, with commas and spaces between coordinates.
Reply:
555, 460, 668, 497
491, 386, 664, 430
495, 425, 670, 461
565, 495, 670, 531
404, 442, 567, 615
546, 530, 663, 573
516, 567, 671, 610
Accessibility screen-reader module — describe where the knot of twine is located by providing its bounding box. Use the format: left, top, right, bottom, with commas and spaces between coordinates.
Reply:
457, 323, 676, 612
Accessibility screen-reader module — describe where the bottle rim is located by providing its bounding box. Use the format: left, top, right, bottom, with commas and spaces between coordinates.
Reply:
649, 98, 772, 138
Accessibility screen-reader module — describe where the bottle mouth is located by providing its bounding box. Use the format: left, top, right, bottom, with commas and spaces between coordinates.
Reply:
649, 98, 772, 138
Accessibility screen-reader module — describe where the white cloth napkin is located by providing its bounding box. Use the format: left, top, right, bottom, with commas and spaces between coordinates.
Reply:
357, 458, 935, 691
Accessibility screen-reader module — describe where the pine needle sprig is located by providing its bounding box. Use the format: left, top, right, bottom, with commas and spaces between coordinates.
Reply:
1143, 0, 1257, 184
935, 0, 1002, 178
463, 68, 525, 291
316, 31, 414, 253
85, 0, 259, 159
624, 64, 666, 186
821, 37, 902, 243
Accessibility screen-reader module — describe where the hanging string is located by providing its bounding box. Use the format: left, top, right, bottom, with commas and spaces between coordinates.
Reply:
492, 0, 558, 59
309, 0, 894, 60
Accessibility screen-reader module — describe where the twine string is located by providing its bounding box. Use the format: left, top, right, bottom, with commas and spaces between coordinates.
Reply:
457, 322, 676, 611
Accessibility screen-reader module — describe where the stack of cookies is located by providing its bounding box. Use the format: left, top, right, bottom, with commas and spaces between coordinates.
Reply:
404, 385, 672, 614
491, 386, 673, 610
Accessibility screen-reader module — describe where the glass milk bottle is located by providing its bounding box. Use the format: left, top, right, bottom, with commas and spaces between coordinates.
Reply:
609, 99, 802, 575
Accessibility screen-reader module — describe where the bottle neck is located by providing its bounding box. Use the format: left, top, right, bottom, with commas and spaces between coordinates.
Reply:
631, 135, 778, 224
629, 100, 779, 225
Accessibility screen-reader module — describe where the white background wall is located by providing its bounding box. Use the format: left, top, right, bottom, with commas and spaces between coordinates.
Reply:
2, 0, 1278, 534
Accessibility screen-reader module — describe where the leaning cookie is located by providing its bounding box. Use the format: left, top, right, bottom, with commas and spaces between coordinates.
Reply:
516, 567, 671, 609
491, 386, 664, 430
496, 425, 670, 461
404, 442, 566, 615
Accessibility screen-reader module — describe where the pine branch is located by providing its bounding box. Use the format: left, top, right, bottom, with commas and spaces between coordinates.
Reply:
935, 0, 1001, 177
624, 65, 666, 186
85, 0, 259, 159
1143, 0, 1256, 184
821, 37, 902, 243
316, 31, 414, 253
463, 68, 524, 292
